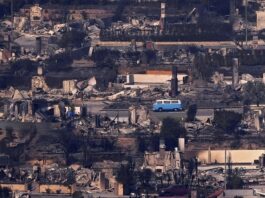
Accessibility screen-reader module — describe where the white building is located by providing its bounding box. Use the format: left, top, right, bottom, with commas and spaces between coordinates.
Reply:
256, 11, 265, 30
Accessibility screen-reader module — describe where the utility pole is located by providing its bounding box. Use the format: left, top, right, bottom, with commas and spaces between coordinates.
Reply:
10, 0, 14, 50
82, 131, 88, 167
227, 152, 233, 189
245, 0, 248, 46
224, 149, 227, 190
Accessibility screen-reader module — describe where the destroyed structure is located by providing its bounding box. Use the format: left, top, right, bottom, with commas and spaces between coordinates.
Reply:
2, 0, 265, 198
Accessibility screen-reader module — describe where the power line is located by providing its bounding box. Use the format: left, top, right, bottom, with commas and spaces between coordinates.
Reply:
245, 0, 248, 46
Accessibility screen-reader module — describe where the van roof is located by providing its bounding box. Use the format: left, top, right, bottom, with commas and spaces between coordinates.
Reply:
156, 99, 181, 102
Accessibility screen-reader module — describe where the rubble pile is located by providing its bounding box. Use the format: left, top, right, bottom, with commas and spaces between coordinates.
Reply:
44, 166, 74, 184
3, 1, 265, 197
107, 87, 169, 101
75, 168, 97, 187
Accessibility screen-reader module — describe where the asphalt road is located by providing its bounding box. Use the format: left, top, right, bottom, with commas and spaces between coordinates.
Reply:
88, 99, 187, 120
84, 99, 246, 123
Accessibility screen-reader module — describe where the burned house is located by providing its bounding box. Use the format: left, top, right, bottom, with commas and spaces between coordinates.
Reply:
101, 1, 233, 42
20, 4, 116, 23
30, 4, 42, 26
142, 140, 182, 173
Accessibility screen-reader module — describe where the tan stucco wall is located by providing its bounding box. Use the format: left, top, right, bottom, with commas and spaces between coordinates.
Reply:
0, 183, 27, 192
39, 184, 73, 194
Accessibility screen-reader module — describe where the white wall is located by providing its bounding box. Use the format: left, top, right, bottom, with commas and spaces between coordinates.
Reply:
196, 150, 264, 164
131, 74, 187, 84
257, 11, 265, 30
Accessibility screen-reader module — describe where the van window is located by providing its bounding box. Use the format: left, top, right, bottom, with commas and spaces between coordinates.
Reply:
164, 101, 170, 104
171, 100, 180, 104
156, 101, 162, 104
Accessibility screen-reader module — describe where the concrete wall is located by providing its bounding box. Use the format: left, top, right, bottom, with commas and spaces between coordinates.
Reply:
194, 150, 264, 164
115, 182, 124, 196
39, 184, 73, 194
63, 80, 76, 94
257, 11, 265, 30
217, 189, 257, 198
132, 74, 187, 84
0, 183, 27, 192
